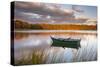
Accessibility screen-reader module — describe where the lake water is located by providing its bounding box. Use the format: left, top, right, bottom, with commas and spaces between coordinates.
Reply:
13, 30, 97, 64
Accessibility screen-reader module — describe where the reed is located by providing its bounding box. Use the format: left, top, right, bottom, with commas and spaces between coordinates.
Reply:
15, 43, 97, 65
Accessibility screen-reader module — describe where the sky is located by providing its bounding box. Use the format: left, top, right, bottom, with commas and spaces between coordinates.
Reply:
14, 1, 97, 24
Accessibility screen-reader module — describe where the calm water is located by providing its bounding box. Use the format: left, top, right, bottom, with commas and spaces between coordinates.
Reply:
14, 30, 97, 63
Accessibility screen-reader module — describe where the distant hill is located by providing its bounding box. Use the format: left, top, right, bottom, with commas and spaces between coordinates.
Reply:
14, 20, 97, 30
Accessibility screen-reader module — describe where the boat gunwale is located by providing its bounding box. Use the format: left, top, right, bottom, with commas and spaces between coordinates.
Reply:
51, 37, 81, 42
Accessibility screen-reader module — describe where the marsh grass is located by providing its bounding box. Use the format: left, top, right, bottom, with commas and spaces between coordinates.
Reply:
73, 40, 97, 62
15, 42, 97, 65
15, 47, 67, 65
15, 48, 47, 65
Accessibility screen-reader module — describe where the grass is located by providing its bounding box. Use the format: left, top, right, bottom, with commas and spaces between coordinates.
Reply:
14, 39, 97, 65
15, 48, 47, 65
15, 47, 66, 65
73, 40, 97, 62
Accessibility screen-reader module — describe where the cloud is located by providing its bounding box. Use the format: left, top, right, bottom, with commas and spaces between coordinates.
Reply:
15, 1, 74, 17
14, 1, 91, 23
72, 5, 84, 13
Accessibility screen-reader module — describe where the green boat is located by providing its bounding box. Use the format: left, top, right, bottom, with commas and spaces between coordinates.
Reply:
51, 37, 81, 49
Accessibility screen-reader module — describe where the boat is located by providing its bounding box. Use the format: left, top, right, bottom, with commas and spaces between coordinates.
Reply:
51, 36, 81, 49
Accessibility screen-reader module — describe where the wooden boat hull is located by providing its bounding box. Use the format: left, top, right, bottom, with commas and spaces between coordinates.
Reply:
51, 37, 81, 49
